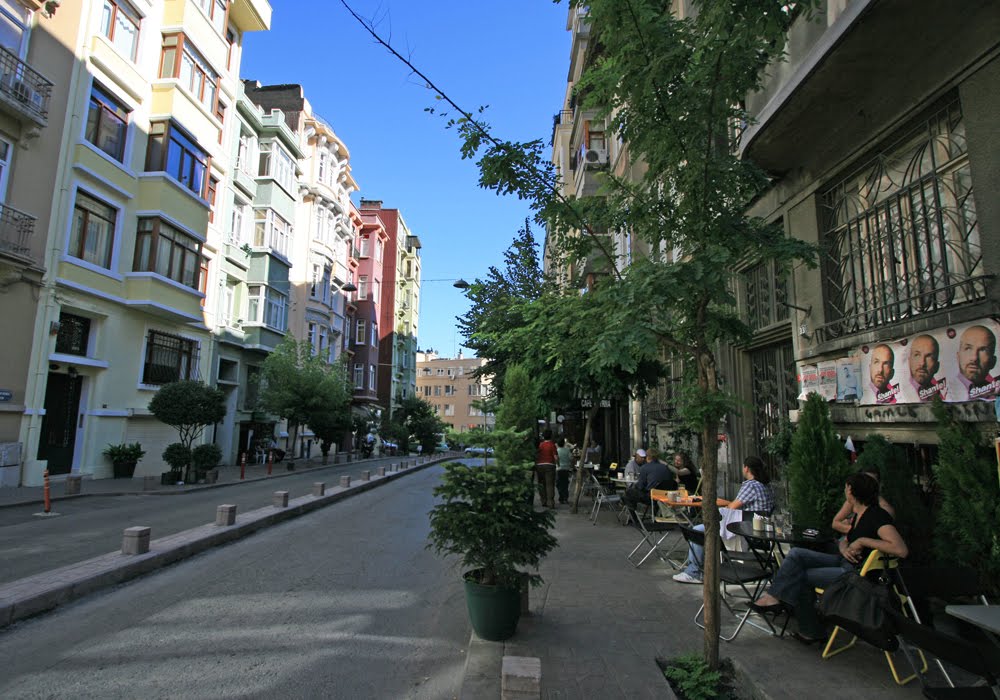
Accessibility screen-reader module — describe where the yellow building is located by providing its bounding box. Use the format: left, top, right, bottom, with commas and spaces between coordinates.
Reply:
12, 0, 270, 486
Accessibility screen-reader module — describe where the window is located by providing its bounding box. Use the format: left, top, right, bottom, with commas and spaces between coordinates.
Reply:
373, 280, 380, 302
355, 319, 365, 345
229, 199, 247, 246
253, 208, 292, 257
309, 263, 321, 299
358, 275, 368, 300
146, 121, 209, 197
247, 285, 287, 331
0, 139, 10, 203
423, 386, 430, 397
369, 364, 376, 391
321, 266, 331, 305
55, 313, 92, 356
214, 99, 226, 142
444, 404, 455, 417
370, 321, 377, 347
820, 98, 984, 336
353, 363, 364, 389
236, 131, 254, 174
444, 385, 454, 396
376, 239, 383, 262
70, 191, 116, 268
160, 34, 219, 111
359, 236, 370, 258
134, 218, 203, 290
307, 322, 316, 352
206, 176, 219, 223
743, 259, 789, 333
436, 368, 444, 376
258, 141, 295, 192
245, 364, 260, 408
225, 28, 236, 69
433, 386, 441, 396
143, 330, 198, 384
100, 0, 140, 62
85, 84, 129, 162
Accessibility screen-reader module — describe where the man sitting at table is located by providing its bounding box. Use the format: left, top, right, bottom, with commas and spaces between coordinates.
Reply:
622, 447, 675, 510
672, 456, 775, 584
623, 448, 646, 478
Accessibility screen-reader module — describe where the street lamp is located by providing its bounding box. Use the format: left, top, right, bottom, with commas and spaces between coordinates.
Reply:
420, 278, 470, 289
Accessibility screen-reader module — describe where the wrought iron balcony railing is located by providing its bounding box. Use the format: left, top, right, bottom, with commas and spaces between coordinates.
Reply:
0, 46, 52, 124
0, 202, 36, 259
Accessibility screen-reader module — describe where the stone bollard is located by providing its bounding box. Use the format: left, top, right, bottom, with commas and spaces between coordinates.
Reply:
65, 475, 82, 495
216, 504, 237, 526
391, 463, 399, 472
501, 656, 541, 700
377, 466, 386, 477
273, 491, 289, 508
312, 482, 326, 497
122, 526, 151, 555
333, 453, 341, 464
142, 475, 157, 491
362, 470, 371, 481
339, 475, 351, 488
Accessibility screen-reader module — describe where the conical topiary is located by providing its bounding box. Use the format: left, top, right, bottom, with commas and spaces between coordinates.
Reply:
787, 393, 850, 529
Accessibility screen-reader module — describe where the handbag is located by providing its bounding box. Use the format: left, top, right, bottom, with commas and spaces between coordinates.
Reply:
816, 569, 901, 650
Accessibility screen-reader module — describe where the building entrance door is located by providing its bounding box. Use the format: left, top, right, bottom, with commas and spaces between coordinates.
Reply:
37, 372, 83, 474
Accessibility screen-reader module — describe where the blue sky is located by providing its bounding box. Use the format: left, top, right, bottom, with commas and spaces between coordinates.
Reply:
241, 1, 571, 357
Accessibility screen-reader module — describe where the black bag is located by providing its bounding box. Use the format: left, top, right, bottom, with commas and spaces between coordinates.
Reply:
816, 569, 901, 650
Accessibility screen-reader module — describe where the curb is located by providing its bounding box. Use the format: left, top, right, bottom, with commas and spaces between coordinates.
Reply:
0, 457, 446, 629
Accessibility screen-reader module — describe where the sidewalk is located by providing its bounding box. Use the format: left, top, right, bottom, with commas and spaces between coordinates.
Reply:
461, 505, 921, 699
0, 450, 425, 509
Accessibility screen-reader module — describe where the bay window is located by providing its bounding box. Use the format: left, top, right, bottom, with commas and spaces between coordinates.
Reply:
257, 141, 295, 192
247, 285, 287, 331
134, 217, 203, 290
160, 33, 220, 112
85, 83, 129, 162
146, 120, 209, 198
100, 0, 140, 62
253, 208, 292, 257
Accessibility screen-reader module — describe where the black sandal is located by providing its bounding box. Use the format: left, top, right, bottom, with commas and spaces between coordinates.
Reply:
790, 632, 822, 645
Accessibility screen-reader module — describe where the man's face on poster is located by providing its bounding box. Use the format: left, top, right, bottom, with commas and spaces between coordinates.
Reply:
958, 325, 997, 386
870, 345, 894, 392
908, 335, 940, 389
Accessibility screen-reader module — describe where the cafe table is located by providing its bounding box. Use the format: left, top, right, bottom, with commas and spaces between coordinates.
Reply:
945, 605, 1000, 647
651, 494, 727, 527
726, 520, 835, 562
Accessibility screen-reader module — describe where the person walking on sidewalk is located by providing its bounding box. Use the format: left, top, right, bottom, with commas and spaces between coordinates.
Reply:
535, 429, 558, 509
556, 437, 574, 504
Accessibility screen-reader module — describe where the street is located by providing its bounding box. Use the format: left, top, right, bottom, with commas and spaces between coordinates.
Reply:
0, 457, 411, 584
0, 465, 470, 699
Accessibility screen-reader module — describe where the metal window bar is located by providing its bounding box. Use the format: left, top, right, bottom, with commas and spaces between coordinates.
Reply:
143, 331, 199, 385
0, 46, 53, 122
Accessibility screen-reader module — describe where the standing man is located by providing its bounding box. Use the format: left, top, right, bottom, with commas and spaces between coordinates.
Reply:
955, 324, 1000, 400
869, 344, 899, 404
908, 334, 946, 401
535, 429, 558, 509
556, 438, 574, 504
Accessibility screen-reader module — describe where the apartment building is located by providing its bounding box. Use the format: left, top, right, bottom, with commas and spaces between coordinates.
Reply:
359, 199, 422, 417
415, 351, 493, 433
352, 206, 386, 411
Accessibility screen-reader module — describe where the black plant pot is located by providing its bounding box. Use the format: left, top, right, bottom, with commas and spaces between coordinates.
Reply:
113, 460, 137, 479
161, 470, 182, 485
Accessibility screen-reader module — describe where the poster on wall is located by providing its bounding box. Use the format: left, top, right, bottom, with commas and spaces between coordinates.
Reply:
797, 365, 819, 400
836, 356, 861, 401
817, 361, 838, 401
857, 318, 1000, 405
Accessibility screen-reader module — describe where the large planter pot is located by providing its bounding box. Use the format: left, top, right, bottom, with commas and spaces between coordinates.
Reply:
112, 460, 137, 479
463, 570, 521, 641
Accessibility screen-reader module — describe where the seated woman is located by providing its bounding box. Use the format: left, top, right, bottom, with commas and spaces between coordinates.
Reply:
672, 451, 700, 493
751, 472, 908, 644
672, 456, 774, 584
831, 469, 894, 534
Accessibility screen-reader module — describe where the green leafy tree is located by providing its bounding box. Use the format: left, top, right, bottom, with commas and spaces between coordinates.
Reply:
493, 364, 543, 466
932, 400, 1000, 594
787, 393, 850, 530
398, 396, 447, 455
148, 380, 226, 481
305, 357, 354, 463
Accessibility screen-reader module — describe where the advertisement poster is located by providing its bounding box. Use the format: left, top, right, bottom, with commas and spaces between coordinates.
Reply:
817, 361, 838, 401
797, 365, 818, 400
857, 318, 1000, 405
836, 356, 861, 401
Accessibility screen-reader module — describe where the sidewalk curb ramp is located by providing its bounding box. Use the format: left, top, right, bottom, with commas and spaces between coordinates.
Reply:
0, 458, 444, 629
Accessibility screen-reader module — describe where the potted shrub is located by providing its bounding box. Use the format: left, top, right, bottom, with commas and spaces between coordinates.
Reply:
103, 442, 145, 479
191, 443, 222, 483
428, 461, 558, 641
161, 442, 190, 485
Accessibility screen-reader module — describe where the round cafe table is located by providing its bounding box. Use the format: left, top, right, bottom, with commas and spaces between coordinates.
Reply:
726, 520, 835, 552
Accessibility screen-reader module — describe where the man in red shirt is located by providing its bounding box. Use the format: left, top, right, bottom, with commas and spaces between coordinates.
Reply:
535, 429, 558, 509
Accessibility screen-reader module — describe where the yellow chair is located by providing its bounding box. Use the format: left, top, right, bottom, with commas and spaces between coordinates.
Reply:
817, 550, 927, 686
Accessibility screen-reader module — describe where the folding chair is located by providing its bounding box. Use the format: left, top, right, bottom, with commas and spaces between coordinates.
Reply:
626, 501, 680, 569
819, 550, 927, 686
589, 473, 626, 525
683, 526, 780, 641
887, 608, 1000, 700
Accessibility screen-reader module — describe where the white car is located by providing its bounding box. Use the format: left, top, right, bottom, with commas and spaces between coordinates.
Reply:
464, 446, 494, 457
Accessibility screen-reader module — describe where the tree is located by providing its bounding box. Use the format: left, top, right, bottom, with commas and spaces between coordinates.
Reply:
397, 396, 447, 455
493, 364, 543, 466
342, 0, 820, 668
305, 357, 354, 464
932, 400, 1000, 594
786, 393, 850, 530
148, 380, 226, 482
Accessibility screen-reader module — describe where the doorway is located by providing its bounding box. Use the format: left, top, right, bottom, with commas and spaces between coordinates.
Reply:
37, 372, 83, 474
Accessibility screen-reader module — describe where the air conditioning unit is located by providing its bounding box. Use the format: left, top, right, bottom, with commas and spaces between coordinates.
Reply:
584, 147, 608, 167
11, 80, 34, 104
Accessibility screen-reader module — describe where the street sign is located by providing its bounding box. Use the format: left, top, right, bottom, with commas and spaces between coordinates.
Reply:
0, 390, 12, 402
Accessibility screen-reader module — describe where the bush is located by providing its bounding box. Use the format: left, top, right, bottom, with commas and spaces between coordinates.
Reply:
162, 442, 191, 473
787, 393, 851, 529
661, 654, 723, 700
191, 443, 222, 472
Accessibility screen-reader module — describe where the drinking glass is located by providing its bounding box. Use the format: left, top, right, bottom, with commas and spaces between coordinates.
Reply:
772, 512, 786, 536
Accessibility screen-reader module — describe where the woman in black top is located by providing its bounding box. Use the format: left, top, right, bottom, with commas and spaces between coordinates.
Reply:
750, 472, 908, 642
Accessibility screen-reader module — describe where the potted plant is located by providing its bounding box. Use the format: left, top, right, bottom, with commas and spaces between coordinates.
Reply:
191, 443, 222, 483
428, 461, 558, 641
161, 442, 190, 485
103, 442, 145, 479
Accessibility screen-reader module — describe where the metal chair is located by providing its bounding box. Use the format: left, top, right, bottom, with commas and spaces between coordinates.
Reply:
589, 472, 626, 525
626, 499, 681, 569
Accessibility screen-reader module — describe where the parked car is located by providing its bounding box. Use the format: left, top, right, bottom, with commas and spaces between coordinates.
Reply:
464, 446, 494, 457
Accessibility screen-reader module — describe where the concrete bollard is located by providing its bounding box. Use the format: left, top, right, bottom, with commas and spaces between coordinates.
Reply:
362, 470, 371, 481
501, 656, 541, 700
142, 475, 157, 491
273, 491, 289, 508
65, 475, 82, 495
339, 475, 351, 488
377, 466, 386, 476
216, 504, 237, 526
122, 526, 151, 555
312, 482, 326, 497
333, 453, 341, 464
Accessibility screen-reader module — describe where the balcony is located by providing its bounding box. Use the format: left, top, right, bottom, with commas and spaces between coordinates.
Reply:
0, 46, 53, 128
0, 203, 36, 261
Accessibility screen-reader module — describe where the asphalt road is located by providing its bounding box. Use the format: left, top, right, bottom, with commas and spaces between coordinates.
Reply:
0, 458, 412, 584
0, 464, 469, 699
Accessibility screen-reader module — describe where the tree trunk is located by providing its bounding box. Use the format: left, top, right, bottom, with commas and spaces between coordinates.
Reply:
570, 407, 598, 515
698, 349, 722, 670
